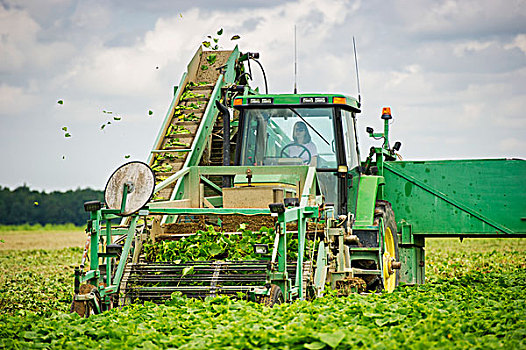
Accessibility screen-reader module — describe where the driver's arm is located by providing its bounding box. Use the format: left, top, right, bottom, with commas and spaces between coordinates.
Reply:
308, 143, 318, 167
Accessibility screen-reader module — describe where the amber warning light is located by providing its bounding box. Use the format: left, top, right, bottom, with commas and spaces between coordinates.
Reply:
332, 97, 346, 104
381, 107, 392, 120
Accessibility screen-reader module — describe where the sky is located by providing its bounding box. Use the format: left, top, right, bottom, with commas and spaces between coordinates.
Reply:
1, 0, 525, 192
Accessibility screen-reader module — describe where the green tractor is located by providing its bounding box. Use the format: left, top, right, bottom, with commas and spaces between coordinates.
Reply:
72, 47, 526, 316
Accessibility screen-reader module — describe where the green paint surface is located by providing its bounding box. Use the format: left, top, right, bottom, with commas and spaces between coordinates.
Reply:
384, 159, 526, 236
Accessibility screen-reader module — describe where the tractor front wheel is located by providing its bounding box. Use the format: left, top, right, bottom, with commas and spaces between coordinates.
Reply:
260, 284, 284, 307
70, 284, 101, 317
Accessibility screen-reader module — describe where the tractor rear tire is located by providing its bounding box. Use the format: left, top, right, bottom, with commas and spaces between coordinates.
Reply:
260, 285, 284, 307
375, 200, 400, 292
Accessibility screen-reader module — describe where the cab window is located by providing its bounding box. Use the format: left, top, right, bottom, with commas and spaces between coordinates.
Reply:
239, 107, 336, 168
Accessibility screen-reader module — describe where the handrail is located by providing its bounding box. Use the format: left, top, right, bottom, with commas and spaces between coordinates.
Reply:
154, 167, 190, 193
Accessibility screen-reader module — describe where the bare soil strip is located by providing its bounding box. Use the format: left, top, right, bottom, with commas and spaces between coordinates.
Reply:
0, 230, 86, 250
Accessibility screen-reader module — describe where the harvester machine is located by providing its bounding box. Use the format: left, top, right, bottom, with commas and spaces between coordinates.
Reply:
72, 46, 526, 316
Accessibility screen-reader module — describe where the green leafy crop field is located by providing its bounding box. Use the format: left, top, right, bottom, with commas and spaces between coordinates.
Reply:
0, 238, 524, 349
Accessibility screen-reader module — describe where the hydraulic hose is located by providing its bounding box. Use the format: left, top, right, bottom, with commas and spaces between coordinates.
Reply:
250, 58, 268, 94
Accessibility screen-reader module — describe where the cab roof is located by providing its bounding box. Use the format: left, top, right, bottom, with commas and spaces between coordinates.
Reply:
233, 93, 361, 113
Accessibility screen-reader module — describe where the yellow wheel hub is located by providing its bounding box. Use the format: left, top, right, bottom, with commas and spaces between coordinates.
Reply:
382, 227, 396, 293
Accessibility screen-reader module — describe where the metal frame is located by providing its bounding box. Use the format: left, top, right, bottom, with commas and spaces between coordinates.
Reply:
76, 164, 324, 310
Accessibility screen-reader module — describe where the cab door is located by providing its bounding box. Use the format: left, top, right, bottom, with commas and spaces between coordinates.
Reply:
339, 108, 361, 215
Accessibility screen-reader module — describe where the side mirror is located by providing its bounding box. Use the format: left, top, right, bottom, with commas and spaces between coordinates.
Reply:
366, 127, 374, 134
393, 141, 402, 152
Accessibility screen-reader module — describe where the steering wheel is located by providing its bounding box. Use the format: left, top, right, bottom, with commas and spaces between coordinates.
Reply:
280, 143, 312, 165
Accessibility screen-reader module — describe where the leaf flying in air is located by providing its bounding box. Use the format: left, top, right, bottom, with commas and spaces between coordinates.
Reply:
125, 155, 130, 159
64, 133, 71, 137
231, 35, 240, 40
202, 41, 211, 48
57, 100, 63, 104
113, 116, 121, 121
61, 127, 67, 131
149, 110, 153, 116
217, 28, 223, 35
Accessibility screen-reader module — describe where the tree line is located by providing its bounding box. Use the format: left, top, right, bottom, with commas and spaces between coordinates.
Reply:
0, 185, 103, 226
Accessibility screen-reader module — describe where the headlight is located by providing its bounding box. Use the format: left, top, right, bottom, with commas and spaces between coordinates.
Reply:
253, 244, 269, 255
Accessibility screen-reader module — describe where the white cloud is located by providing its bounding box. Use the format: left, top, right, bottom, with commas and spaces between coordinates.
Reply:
64, 45, 165, 97
1, 0, 526, 190
453, 40, 494, 57
459, 103, 483, 126
499, 138, 526, 153
70, 1, 112, 30
490, 94, 526, 129
0, 5, 75, 76
505, 33, 526, 54
402, 0, 526, 37
0, 6, 39, 71
386, 64, 424, 88
0, 83, 39, 116
59, 0, 359, 99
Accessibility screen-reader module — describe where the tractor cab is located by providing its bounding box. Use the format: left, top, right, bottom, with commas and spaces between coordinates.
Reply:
233, 94, 361, 214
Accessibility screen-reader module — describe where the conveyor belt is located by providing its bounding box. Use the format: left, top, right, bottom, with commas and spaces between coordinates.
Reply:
148, 49, 236, 201
121, 260, 303, 302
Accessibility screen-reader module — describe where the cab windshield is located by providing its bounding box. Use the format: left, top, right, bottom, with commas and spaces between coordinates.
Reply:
239, 107, 336, 168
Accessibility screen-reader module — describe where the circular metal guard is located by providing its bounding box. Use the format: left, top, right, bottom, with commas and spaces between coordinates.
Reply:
104, 161, 155, 216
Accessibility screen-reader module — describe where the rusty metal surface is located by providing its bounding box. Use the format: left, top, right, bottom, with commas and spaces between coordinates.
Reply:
104, 161, 155, 216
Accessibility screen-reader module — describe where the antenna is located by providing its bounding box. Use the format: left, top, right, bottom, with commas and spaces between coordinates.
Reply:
352, 36, 361, 103
293, 25, 298, 94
